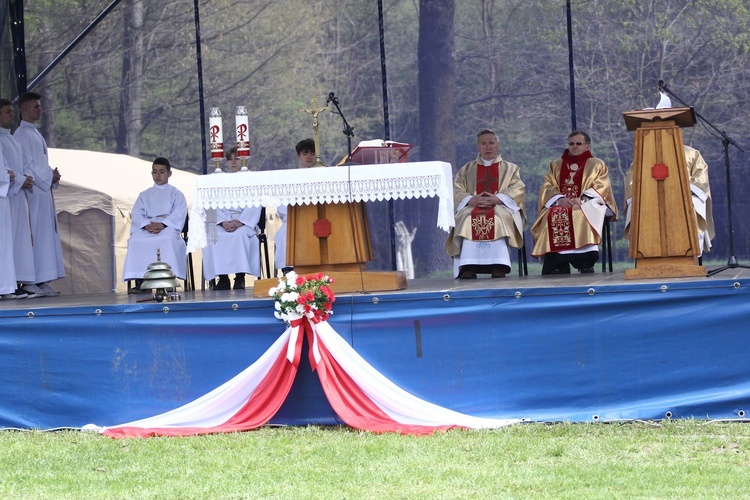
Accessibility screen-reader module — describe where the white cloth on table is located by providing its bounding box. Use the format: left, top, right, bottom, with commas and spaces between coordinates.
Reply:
123, 183, 187, 280
13, 121, 65, 283
0, 129, 35, 283
202, 205, 262, 278
187, 161, 455, 252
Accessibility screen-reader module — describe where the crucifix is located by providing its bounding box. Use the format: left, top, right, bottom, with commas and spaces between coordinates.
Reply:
302, 97, 330, 168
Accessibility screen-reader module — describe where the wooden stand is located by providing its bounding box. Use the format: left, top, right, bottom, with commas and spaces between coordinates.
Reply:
253, 201, 406, 297
623, 107, 705, 279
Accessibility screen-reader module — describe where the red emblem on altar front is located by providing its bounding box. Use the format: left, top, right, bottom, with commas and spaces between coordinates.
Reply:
652, 163, 669, 181
313, 219, 332, 238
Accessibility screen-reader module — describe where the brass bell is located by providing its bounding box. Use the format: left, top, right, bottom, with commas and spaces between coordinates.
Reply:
139, 249, 181, 302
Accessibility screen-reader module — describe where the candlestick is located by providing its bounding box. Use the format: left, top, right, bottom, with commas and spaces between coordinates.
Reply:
235, 106, 250, 172
209, 107, 223, 173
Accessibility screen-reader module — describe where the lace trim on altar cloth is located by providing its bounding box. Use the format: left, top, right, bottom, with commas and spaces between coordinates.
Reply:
188, 161, 455, 251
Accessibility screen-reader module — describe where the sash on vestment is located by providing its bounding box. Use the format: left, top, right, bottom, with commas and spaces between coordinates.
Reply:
546, 150, 592, 251
471, 162, 499, 241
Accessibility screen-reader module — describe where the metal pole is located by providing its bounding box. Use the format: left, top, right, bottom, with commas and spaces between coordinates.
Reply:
26, 0, 123, 92
193, 0, 208, 176
9, 0, 28, 93
377, 0, 397, 271
566, 0, 577, 130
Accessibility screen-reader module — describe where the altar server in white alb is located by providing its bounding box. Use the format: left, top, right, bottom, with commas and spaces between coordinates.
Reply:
123, 157, 188, 282
203, 147, 262, 290
0, 98, 38, 298
13, 92, 65, 296
0, 146, 19, 299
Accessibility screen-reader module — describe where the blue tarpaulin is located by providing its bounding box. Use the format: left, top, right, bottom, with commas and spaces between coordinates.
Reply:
1, 277, 749, 429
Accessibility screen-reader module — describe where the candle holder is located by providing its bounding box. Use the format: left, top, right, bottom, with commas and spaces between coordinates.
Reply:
235, 106, 251, 172
209, 107, 224, 173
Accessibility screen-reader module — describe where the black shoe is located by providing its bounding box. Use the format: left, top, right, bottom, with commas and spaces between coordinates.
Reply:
458, 265, 477, 279
280, 267, 294, 276
580, 267, 595, 274
550, 264, 571, 275
214, 275, 231, 290
233, 273, 246, 290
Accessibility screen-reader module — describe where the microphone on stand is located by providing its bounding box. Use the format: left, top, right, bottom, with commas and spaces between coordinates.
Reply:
326, 92, 336, 105
658, 80, 667, 92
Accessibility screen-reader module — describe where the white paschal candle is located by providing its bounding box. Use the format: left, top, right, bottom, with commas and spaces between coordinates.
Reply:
235, 106, 250, 158
209, 107, 223, 159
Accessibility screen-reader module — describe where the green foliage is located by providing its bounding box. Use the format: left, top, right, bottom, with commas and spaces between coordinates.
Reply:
15, 0, 750, 265
1, 421, 750, 497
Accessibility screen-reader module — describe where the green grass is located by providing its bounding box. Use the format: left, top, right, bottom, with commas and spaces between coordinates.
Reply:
1, 421, 749, 498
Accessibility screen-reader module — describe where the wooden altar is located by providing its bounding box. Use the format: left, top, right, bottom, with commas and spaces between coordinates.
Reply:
187, 161, 454, 296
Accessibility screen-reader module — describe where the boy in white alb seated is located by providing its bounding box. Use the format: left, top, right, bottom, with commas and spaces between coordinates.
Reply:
203, 147, 262, 290
123, 157, 187, 288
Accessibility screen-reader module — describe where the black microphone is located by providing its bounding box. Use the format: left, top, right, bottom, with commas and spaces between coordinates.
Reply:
658, 80, 666, 92
326, 92, 335, 105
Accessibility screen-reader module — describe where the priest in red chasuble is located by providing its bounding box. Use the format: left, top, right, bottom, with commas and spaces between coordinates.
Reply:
530, 131, 617, 275
446, 129, 526, 279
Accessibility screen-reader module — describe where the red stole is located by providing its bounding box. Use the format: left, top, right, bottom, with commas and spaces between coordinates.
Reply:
547, 150, 591, 251
559, 149, 591, 199
471, 162, 499, 240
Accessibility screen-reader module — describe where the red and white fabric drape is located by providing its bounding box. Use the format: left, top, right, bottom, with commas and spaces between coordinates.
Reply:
89, 318, 519, 438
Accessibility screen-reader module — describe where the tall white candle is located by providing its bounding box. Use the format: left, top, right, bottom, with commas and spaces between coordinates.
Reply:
209, 107, 223, 159
235, 106, 250, 158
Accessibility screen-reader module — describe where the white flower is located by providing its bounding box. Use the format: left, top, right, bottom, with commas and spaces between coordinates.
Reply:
274, 301, 281, 311
281, 291, 299, 303
268, 286, 278, 297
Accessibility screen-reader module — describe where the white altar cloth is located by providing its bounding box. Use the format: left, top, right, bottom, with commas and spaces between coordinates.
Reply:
187, 161, 455, 252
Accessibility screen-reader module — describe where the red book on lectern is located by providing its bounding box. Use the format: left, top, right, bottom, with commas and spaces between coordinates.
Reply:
349, 140, 413, 165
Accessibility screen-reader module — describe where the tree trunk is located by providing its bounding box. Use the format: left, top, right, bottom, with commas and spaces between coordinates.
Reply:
414, 0, 455, 275
117, 0, 144, 156
417, 0, 455, 168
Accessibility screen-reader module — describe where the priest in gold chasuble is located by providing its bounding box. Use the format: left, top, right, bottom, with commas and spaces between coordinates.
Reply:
530, 131, 617, 275
446, 129, 526, 279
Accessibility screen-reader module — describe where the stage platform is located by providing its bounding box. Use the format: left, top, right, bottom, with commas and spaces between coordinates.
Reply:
2, 269, 750, 430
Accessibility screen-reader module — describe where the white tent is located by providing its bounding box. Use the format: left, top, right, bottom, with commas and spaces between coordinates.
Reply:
48, 149, 201, 295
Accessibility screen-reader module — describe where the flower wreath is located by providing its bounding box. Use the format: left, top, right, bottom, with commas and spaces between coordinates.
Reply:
268, 271, 335, 324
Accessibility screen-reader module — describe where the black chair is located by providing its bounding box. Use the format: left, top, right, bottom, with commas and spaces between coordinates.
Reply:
600, 217, 613, 273
257, 207, 272, 279
517, 234, 528, 277
182, 216, 195, 291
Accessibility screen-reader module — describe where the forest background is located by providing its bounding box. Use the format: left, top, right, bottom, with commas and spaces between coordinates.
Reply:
2, 0, 749, 277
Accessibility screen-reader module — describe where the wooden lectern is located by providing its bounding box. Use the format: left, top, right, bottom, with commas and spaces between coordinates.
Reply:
623, 107, 705, 279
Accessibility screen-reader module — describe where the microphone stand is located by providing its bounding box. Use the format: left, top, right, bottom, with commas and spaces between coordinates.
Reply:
659, 81, 747, 276
327, 93, 355, 163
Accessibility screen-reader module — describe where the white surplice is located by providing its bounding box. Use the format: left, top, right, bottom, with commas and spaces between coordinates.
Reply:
13, 121, 65, 283
0, 128, 35, 283
202, 205, 262, 278
123, 183, 188, 280
0, 162, 16, 294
